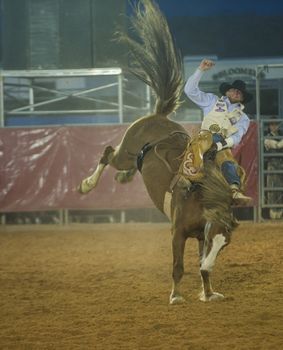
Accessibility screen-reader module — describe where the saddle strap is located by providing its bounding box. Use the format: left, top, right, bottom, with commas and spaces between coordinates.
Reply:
137, 143, 153, 172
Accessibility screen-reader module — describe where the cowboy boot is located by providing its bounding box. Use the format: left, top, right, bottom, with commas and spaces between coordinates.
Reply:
230, 184, 252, 206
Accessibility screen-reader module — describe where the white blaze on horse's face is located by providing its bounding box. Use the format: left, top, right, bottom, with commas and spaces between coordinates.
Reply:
201, 234, 227, 272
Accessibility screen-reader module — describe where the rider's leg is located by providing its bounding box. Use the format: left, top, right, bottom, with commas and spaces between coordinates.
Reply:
215, 149, 251, 205
221, 160, 241, 186
222, 161, 251, 204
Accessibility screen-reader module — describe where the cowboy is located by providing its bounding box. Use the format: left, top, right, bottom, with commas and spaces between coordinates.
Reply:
183, 58, 253, 205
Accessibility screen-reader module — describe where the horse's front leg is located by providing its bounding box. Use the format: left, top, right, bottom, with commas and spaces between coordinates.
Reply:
78, 145, 115, 194
170, 229, 186, 305
199, 222, 230, 302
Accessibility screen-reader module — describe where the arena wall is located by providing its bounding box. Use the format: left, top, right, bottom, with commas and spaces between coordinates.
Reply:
0, 122, 258, 213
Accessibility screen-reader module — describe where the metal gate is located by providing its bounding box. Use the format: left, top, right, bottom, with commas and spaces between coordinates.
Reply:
256, 64, 283, 221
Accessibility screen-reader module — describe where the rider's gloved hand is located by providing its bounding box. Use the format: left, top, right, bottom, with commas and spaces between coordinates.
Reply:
215, 137, 234, 151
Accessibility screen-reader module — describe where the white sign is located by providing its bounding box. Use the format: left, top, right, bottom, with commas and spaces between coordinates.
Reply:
184, 56, 283, 82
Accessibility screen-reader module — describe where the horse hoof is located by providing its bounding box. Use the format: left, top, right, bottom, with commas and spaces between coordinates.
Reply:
115, 171, 130, 184
77, 179, 93, 194
115, 169, 136, 184
199, 292, 224, 302
169, 295, 186, 305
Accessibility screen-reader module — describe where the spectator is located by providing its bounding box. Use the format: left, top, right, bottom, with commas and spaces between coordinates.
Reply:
264, 116, 283, 219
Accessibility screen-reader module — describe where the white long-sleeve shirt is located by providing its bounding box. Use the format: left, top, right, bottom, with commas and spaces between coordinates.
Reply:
184, 68, 250, 147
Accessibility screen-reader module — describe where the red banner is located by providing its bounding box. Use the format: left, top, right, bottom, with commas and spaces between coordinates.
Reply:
0, 122, 258, 212
232, 122, 258, 205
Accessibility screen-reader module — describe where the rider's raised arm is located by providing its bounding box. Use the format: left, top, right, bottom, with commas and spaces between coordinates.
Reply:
184, 65, 217, 111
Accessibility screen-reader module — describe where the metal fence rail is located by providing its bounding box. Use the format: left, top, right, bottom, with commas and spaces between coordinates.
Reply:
0, 68, 151, 127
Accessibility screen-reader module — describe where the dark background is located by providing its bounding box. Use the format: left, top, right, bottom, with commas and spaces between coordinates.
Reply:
1, 0, 283, 69
155, 0, 283, 58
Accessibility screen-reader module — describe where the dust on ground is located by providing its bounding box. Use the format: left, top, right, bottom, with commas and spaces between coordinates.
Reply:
0, 222, 282, 350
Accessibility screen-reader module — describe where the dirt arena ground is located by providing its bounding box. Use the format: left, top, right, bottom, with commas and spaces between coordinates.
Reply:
0, 222, 282, 350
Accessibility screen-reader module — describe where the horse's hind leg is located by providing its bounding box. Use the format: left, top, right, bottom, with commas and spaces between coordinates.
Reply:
170, 229, 186, 305
78, 145, 115, 194
198, 222, 230, 302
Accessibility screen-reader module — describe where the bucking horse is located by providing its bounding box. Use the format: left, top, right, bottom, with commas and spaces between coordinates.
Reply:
78, 0, 238, 304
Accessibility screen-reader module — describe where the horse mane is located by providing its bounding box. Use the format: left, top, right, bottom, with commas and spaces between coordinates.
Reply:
116, 0, 184, 116
200, 162, 239, 231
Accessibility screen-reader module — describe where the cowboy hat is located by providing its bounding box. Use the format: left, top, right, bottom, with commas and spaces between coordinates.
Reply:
219, 80, 253, 104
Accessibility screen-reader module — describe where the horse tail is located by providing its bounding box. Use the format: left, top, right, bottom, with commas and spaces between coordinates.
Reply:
117, 0, 183, 116
200, 163, 239, 231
